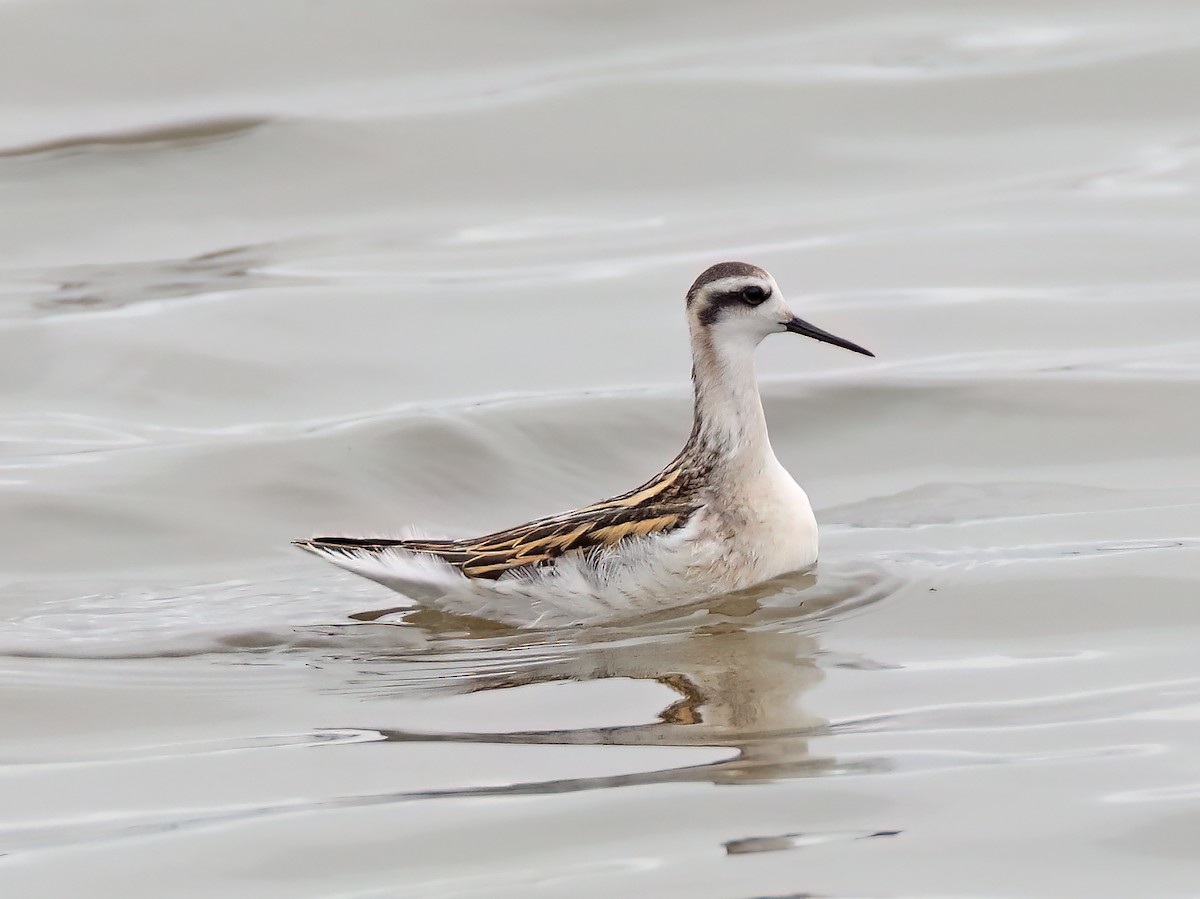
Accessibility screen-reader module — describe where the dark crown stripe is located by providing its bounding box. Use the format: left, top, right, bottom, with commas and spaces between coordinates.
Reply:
685, 261, 767, 306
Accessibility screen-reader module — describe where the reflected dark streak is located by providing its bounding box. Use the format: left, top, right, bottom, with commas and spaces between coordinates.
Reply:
33, 244, 310, 315
0, 116, 271, 159
725, 828, 900, 855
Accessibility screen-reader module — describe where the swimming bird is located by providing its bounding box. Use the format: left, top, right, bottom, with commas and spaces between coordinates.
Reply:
294, 262, 873, 624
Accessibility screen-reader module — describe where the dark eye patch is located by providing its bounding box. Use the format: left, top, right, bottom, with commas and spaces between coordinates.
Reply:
696, 284, 772, 326
741, 285, 768, 305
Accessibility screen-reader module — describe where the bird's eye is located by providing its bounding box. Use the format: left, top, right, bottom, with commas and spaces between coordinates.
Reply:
741, 285, 768, 305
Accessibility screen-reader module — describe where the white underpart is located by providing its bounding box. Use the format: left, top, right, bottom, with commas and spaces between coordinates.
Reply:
301, 271, 821, 627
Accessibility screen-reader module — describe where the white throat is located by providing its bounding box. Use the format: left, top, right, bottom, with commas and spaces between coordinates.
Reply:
688, 326, 775, 466
685, 320, 818, 580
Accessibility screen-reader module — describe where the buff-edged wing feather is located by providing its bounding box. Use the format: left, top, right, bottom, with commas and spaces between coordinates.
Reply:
419, 499, 699, 578
297, 499, 699, 579
296, 494, 700, 578
296, 448, 711, 580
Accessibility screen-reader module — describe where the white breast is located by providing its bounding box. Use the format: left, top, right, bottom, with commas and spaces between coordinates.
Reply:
689, 457, 819, 592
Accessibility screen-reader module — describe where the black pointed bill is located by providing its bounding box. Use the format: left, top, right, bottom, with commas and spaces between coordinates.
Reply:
784, 316, 874, 357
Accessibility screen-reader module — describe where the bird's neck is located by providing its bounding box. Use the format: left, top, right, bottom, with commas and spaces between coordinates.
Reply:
686, 330, 775, 469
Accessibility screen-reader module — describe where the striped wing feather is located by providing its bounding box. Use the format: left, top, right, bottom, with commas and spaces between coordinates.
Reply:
403, 501, 696, 578
305, 457, 707, 580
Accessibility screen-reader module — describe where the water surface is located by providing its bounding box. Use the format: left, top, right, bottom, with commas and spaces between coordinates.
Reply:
2, 0, 1200, 895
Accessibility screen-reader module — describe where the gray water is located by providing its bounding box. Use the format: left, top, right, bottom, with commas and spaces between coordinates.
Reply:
3, 1, 1200, 896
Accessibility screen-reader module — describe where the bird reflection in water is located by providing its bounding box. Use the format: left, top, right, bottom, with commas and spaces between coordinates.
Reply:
332, 563, 898, 793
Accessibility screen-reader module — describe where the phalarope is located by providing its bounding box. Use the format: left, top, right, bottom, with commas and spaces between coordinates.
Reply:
295, 262, 873, 624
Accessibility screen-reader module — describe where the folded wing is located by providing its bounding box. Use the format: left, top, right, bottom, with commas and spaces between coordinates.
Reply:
298, 497, 698, 580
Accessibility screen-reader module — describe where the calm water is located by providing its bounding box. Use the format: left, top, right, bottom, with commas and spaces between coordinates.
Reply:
3, 1, 1200, 896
